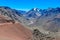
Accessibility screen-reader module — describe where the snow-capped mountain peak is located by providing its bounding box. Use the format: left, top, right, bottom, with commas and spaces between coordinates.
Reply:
25, 8, 41, 18
34, 8, 37, 11
33, 8, 40, 11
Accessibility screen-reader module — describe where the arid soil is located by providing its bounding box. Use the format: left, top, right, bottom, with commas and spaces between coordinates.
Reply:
0, 15, 32, 40
0, 22, 32, 40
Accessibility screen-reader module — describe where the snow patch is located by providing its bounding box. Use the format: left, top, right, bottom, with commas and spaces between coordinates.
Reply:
36, 12, 41, 16
28, 21, 34, 25
34, 8, 37, 11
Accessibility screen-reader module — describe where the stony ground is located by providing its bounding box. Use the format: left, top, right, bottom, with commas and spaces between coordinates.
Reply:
32, 29, 57, 40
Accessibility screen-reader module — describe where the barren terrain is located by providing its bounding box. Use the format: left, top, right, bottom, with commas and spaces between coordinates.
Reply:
0, 15, 32, 40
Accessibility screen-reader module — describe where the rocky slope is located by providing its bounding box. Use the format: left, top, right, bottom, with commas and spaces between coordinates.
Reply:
0, 15, 32, 40
0, 6, 60, 33
0, 6, 60, 40
0, 6, 26, 23
24, 7, 60, 33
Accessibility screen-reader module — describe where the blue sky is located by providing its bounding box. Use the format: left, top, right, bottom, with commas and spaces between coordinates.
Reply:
0, 0, 60, 11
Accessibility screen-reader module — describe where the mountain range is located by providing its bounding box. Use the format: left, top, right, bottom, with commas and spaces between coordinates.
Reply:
0, 6, 60, 32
